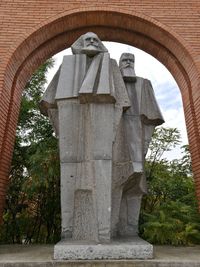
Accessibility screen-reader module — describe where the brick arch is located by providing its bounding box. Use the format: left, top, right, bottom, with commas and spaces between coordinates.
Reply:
1, 7, 200, 220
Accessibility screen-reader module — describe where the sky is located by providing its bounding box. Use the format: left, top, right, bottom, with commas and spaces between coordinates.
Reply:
46, 42, 188, 160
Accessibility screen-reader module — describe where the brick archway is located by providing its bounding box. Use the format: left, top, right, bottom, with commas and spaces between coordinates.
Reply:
1, 6, 200, 220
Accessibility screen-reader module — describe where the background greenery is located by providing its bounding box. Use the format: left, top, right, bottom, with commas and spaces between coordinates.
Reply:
0, 60, 61, 244
140, 127, 200, 245
1, 60, 200, 245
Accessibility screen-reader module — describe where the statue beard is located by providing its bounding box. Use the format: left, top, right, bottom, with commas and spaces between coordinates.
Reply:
120, 66, 136, 82
82, 45, 101, 56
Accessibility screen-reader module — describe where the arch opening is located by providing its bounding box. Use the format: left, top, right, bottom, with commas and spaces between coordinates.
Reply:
1, 8, 200, 222
48, 41, 188, 160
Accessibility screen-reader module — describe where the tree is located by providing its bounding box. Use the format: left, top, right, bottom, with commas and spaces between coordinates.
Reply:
140, 127, 200, 245
0, 59, 61, 244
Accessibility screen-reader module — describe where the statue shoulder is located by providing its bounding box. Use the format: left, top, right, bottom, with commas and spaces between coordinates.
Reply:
135, 76, 150, 82
134, 77, 153, 88
110, 58, 118, 67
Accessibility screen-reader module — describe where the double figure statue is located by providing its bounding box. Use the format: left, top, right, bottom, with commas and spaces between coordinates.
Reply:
40, 32, 164, 244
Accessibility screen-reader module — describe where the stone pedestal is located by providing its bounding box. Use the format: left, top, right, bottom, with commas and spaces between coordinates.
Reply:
54, 237, 153, 260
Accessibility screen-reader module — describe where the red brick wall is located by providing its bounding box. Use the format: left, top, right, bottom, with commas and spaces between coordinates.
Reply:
1, 1, 200, 220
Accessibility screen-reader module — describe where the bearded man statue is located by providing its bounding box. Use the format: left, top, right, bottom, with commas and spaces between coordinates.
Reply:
111, 52, 164, 238
40, 32, 130, 243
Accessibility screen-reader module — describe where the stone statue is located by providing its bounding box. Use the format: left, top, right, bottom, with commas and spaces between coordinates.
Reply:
40, 32, 130, 243
40, 34, 164, 259
111, 53, 164, 238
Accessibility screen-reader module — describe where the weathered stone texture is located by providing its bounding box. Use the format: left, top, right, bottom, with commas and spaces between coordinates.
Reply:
54, 237, 153, 260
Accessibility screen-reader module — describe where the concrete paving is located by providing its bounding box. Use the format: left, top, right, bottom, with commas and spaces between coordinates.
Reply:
0, 244, 200, 266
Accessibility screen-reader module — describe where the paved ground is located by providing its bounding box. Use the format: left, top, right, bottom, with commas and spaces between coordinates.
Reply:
0, 245, 200, 266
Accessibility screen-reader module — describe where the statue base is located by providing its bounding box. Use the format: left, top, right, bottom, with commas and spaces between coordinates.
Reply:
54, 237, 153, 260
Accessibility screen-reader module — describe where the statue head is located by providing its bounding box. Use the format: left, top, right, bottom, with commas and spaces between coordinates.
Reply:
71, 32, 108, 56
119, 53, 136, 82
119, 53, 135, 70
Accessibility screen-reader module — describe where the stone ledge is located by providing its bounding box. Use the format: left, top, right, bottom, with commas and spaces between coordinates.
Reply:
54, 237, 153, 260
1, 244, 200, 267
1, 260, 200, 267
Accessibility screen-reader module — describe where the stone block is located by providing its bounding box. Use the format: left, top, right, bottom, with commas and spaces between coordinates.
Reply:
54, 237, 153, 260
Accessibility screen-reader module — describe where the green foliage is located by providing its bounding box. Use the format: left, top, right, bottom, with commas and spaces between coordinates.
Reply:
17, 60, 54, 144
140, 127, 200, 245
0, 59, 61, 244
141, 201, 200, 245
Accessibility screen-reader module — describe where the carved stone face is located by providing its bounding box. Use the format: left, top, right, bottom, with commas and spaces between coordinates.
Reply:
83, 32, 99, 50
71, 32, 108, 56
119, 53, 136, 82
82, 32, 100, 56
119, 53, 135, 70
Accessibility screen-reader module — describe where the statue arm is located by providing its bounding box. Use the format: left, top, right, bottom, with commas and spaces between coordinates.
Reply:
39, 66, 61, 137
140, 79, 165, 155
140, 79, 164, 126
39, 66, 61, 116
